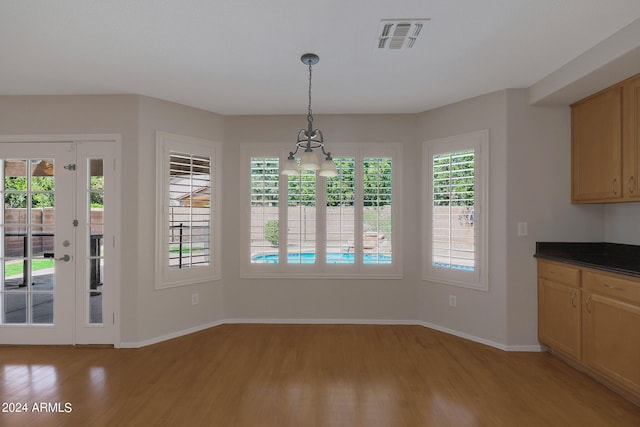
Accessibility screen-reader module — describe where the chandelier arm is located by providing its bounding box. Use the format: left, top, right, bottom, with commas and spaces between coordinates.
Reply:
320, 145, 332, 159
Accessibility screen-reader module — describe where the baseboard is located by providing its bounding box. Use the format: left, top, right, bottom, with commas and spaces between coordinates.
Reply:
416, 321, 544, 352
119, 320, 225, 349
120, 318, 543, 352
504, 344, 545, 352
223, 318, 417, 325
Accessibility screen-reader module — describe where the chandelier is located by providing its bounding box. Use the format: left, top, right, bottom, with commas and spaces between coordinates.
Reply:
281, 53, 337, 177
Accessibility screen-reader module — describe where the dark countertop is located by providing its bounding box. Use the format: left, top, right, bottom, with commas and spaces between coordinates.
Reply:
535, 242, 640, 278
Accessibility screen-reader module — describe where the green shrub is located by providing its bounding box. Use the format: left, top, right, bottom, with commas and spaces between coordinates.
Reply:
264, 220, 279, 246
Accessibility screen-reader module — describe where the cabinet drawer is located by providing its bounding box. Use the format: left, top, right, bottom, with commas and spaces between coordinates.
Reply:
583, 270, 640, 305
537, 260, 580, 286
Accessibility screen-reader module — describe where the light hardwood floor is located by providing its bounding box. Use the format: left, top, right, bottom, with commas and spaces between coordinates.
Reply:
1, 324, 639, 426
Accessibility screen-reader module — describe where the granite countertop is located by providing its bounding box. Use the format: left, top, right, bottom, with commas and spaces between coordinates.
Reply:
535, 242, 640, 278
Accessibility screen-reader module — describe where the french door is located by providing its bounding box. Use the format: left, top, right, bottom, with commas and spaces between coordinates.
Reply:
0, 140, 117, 345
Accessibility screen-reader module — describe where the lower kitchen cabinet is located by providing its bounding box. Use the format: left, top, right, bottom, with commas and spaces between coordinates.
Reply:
538, 263, 581, 361
583, 271, 640, 397
538, 260, 640, 403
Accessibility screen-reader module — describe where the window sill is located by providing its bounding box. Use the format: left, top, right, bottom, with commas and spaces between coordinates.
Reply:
240, 272, 403, 280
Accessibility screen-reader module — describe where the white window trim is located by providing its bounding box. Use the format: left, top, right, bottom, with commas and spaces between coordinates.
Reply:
422, 129, 489, 291
240, 142, 402, 279
155, 132, 222, 289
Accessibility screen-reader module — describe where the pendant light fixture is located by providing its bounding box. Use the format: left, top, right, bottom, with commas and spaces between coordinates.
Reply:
281, 53, 337, 177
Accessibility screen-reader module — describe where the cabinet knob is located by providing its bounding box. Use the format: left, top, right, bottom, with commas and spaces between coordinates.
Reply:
629, 176, 635, 194
612, 178, 618, 195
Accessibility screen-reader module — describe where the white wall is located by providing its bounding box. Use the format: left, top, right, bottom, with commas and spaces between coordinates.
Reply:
415, 90, 511, 347
415, 89, 606, 349
118, 96, 640, 345
0, 95, 142, 342
0, 91, 629, 349
222, 114, 420, 322
505, 89, 604, 346
604, 203, 640, 244
0, 94, 228, 345
134, 96, 226, 344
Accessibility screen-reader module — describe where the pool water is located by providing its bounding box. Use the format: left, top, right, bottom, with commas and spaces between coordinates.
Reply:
432, 262, 474, 272
252, 252, 392, 264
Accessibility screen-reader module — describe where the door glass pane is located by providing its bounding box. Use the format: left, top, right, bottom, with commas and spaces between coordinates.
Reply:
1, 158, 56, 325
3, 259, 24, 289
4, 160, 27, 207
4, 226, 25, 260
88, 159, 104, 324
31, 259, 54, 291
3, 293, 27, 324
31, 231, 54, 258
32, 293, 53, 324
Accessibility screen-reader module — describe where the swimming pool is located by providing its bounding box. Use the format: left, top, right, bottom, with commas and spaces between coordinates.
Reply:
432, 262, 474, 271
251, 252, 392, 264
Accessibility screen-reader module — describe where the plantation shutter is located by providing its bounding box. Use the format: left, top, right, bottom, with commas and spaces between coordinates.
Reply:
431, 150, 475, 271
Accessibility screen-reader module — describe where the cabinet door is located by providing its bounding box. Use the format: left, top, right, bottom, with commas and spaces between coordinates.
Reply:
623, 74, 640, 198
538, 278, 581, 361
584, 293, 640, 396
571, 87, 622, 202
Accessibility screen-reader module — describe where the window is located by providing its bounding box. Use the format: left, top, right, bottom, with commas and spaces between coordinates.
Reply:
326, 158, 355, 263
156, 132, 222, 288
422, 130, 488, 290
250, 157, 280, 262
241, 143, 401, 278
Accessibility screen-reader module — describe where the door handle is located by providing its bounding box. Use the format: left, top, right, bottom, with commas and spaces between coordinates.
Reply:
56, 254, 71, 262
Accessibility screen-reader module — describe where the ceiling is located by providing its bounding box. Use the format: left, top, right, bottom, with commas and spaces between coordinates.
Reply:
1, 1, 640, 115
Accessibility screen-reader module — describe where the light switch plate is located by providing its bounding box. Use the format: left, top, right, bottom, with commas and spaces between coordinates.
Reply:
517, 222, 528, 237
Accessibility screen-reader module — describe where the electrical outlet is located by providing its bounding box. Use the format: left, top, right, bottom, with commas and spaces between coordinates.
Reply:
192, 293, 199, 305
449, 295, 456, 307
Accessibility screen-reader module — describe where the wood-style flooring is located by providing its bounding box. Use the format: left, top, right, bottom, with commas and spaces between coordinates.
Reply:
1, 324, 639, 426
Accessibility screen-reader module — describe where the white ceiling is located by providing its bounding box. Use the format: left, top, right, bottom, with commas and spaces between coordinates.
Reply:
1, 0, 640, 115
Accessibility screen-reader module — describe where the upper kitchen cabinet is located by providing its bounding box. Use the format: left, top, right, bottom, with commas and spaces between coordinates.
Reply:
571, 85, 622, 202
571, 73, 640, 203
623, 74, 640, 199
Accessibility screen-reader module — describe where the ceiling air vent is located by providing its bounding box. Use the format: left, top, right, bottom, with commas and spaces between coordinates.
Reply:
377, 19, 429, 50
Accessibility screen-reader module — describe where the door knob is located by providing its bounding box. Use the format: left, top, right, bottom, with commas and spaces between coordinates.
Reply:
56, 254, 71, 262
